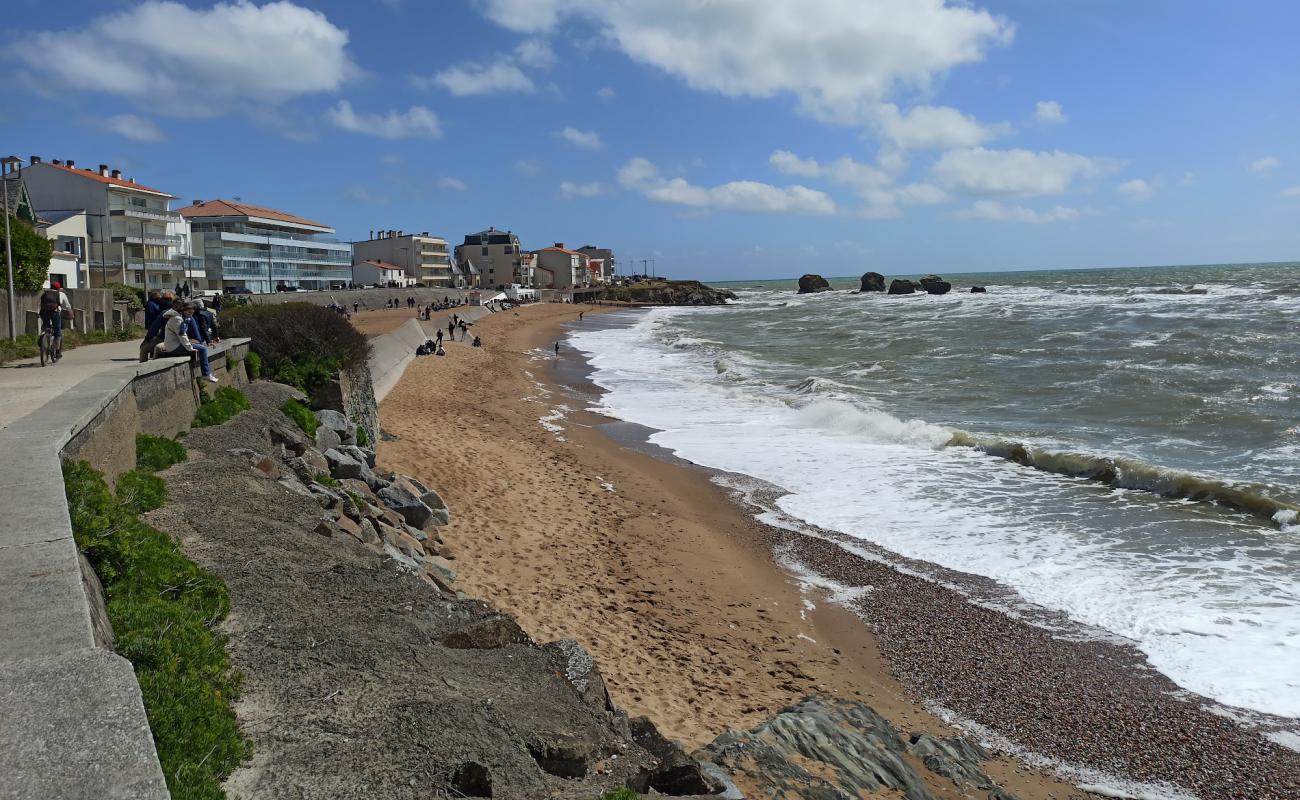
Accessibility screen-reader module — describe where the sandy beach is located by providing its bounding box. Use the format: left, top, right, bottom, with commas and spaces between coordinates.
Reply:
374, 302, 1098, 799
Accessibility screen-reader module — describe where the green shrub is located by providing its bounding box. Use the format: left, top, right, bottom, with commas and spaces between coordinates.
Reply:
345, 490, 367, 511
220, 303, 368, 392
600, 790, 640, 800
280, 398, 318, 436
244, 351, 262, 380
137, 434, 188, 472
103, 281, 145, 312
0, 214, 53, 291
355, 426, 369, 447
193, 386, 250, 428
117, 469, 167, 514
314, 473, 340, 488
63, 460, 249, 798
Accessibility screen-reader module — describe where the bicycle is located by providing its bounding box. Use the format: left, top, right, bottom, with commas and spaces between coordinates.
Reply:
38, 318, 59, 366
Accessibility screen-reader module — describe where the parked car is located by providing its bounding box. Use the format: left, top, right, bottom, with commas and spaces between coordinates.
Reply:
225, 286, 253, 295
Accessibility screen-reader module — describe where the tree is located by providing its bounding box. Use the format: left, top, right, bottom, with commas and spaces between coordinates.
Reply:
0, 213, 53, 291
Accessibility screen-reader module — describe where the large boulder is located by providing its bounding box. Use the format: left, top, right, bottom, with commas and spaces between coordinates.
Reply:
629, 717, 723, 796
377, 482, 434, 529
324, 448, 364, 480
918, 275, 951, 295
315, 409, 357, 445
970, 285, 987, 293
314, 424, 341, 453
797, 274, 832, 294
859, 272, 886, 292
340, 444, 376, 469
887, 279, 917, 295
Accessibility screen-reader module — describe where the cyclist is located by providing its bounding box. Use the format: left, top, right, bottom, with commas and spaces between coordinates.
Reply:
38, 281, 73, 361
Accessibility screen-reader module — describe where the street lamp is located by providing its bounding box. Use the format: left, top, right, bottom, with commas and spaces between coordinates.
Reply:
3, 155, 23, 342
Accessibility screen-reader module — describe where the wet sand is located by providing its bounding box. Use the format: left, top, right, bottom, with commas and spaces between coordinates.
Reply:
374, 302, 1095, 799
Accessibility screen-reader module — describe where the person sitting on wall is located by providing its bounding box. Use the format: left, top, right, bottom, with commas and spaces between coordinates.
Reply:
161, 300, 218, 383
139, 291, 176, 362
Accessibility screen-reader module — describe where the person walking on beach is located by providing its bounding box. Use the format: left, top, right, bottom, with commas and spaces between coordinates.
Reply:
579, 311, 584, 321
435, 328, 443, 349
447, 319, 455, 338
554, 341, 560, 358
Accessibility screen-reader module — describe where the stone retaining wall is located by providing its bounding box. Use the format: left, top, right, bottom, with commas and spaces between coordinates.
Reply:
0, 338, 249, 799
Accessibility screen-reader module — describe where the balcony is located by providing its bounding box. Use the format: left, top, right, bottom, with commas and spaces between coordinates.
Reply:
110, 207, 181, 222
113, 233, 184, 247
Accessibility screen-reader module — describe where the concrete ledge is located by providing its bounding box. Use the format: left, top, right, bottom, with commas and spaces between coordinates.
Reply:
368, 310, 490, 403
0, 650, 169, 800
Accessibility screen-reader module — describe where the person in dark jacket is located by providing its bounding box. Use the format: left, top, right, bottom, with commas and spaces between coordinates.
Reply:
139, 292, 175, 361
144, 290, 162, 329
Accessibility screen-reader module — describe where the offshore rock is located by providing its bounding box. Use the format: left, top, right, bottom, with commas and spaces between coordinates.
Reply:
797, 274, 832, 294
918, 275, 952, 295
888, 279, 918, 295
704, 697, 935, 800
600, 279, 737, 306
859, 271, 886, 292
971, 285, 987, 293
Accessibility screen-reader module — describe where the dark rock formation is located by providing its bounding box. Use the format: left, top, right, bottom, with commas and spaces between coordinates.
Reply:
859, 272, 886, 292
971, 286, 987, 293
918, 275, 952, 295
631, 716, 723, 796
887, 279, 917, 295
703, 697, 1020, 800
600, 280, 736, 306
797, 274, 832, 294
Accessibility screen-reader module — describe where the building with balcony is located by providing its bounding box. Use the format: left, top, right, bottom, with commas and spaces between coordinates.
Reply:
21, 156, 203, 290
577, 245, 615, 282
35, 209, 89, 289
181, 199, 352, 292
352, 229, 451, 287
533, 243, 590, 290
454, 227, 529, 290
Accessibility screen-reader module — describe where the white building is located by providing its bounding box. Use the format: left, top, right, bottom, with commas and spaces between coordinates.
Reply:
21, 156, 203, 290
36, 209, 89, 289
352, 230, 451, 287
352, 259, 405, 286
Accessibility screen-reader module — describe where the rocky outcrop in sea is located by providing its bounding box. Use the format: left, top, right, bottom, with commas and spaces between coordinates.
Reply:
797, 274, 833, 294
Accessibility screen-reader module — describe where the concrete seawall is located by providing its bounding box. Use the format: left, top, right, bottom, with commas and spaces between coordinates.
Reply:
0, 339, 249, 799
368, 307, 491, 403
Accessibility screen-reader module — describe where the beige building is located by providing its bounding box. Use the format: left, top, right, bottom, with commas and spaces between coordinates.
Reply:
353, 229, 452, 287
533, 243, 590, 290
454, 227, 529, 289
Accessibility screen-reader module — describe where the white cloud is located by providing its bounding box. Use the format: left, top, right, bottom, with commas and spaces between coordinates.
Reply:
1280, 186, 1300, 198
596, 87, 616, 100
514, 160, 543, 176
326, 101, 442, 139
1117, 178, 1153, 200
1034, 100, 1066, 124
100, 113, 167, 142
769, 150, 822, 178
931, 147, 1102, 197
619, 157, 836, 215
1250, 156, 1280, 173
873, 103, 1005, 149
12, 1, 355, 118
438, 177, 468, 191
896, 182, 949, 204
514, 40, 556, 68
380, 154, 402, 165
769, 150, 945, 216
556, 127, 604, 150
419, 60, 535, 95
559, 181, 608, 199
475, 0, 1013, 130
957, 200, 1082, 223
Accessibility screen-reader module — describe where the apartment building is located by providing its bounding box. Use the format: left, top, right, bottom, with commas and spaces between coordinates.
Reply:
22, 156, 202, 289
577, 245, 615, 282
454, 227, 528, 289
352, 230, 451, 287
182, 199, 351, 292
35, 209, 89, 289
533, 243, 590, 290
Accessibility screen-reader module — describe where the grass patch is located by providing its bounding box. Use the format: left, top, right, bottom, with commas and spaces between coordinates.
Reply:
344, 490, 367, 511
599, 790, 640, 800
355, 425, 369, 447
64, 460, 249, 799
116, 469, 168, 514
244, 351, 261, 380
314, 473, 340, 488
279, 398, 318, 437
193, 386, 250, 428
137, 434, 188, 472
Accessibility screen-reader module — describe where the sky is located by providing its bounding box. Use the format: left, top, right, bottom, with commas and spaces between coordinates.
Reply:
5, 0, 1300, 281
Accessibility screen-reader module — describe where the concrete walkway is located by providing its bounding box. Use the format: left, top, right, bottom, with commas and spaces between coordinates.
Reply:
0, 340, 146, 430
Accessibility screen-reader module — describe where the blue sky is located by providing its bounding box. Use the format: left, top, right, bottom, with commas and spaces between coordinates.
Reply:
5, 0, 1300, 281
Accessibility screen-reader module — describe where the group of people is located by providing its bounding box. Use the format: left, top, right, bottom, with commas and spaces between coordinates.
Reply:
140, 289, 221, 382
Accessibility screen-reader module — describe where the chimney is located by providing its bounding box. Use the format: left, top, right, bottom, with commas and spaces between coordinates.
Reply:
30, 156, 40, 165
53, 159, 63, 166
192, 199, 202, 206
554, 242, 565, 249
369, 229, 374, 239
128, 178, 135, 184
111, 169, 121, 179
66, 159, 75, 168
99, 164, 109, 176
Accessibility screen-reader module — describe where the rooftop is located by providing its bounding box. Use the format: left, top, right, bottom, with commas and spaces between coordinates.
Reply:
36, 161, 172, 198
180, 199, 331, 231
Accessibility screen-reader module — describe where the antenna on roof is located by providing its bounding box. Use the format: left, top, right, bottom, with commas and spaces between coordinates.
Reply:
234, 196, 242, 202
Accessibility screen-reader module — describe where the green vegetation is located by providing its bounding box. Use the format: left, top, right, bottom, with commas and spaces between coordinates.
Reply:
244, 351, 262, 380
599, 790, 640, 800
116, 469, 168, 514
220, 303, 368, 393
103, 282, 146, 313
0, 213, 53, 291
63, 460, 249, 799
193, 386, 250, 428
345, 489, 367, 511
279, 398, 318, 436
314, 473, 340, 488
0, 324, 142, 366
136, 434, 188, 472
355, 425, 369, 447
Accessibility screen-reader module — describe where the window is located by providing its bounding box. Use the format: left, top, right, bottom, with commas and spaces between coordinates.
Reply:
481, 247, 489, 256
130, 197, 146, 208
502, 245, 513, 254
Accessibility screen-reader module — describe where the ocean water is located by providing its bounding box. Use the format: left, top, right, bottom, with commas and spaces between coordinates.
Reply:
567, 263, 1300, 721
